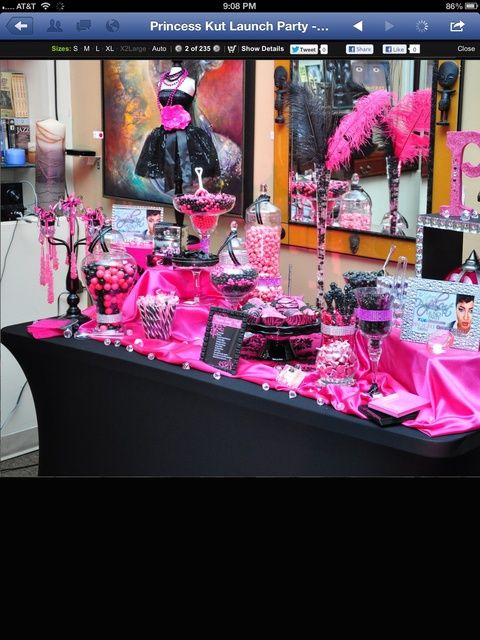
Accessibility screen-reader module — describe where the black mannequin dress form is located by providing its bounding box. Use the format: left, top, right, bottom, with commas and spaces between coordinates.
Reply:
135, 70, 220, 228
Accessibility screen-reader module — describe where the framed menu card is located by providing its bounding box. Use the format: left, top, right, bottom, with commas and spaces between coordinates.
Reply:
200, 307, 248, 375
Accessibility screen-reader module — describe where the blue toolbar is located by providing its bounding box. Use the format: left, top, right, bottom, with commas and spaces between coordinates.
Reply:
1, 12, 479, 40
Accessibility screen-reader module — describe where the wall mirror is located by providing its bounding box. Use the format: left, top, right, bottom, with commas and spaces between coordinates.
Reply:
289, 58, 433, 237
274, 58, 463, 263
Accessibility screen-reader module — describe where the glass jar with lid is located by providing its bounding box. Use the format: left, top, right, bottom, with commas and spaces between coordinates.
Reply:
245, 184, 283, 302
81, 223, 138, 336
338, 173, 372, 231
210, 221, 258, 309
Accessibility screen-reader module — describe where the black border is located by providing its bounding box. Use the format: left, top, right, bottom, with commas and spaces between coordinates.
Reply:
101, 59, 255, 216
200, 306, 247, 374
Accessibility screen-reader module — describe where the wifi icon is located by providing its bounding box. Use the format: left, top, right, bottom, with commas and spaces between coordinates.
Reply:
41, 2, 51, 9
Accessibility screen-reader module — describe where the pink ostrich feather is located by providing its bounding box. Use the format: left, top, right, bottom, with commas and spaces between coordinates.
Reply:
326, 90, 393, 171
385, 88, 432, 164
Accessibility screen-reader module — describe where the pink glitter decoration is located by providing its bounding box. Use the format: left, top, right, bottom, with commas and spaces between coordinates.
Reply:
440, 130, 480, 218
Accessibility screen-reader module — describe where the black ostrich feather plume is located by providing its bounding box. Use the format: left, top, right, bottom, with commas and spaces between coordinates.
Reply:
286, 82, 336, 168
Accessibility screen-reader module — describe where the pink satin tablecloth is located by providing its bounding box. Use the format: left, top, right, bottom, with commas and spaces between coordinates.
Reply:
77, 267, 480, 438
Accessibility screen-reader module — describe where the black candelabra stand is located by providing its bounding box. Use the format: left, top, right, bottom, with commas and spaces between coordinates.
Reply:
47, 231, 90, 326
48, 234, 91, 325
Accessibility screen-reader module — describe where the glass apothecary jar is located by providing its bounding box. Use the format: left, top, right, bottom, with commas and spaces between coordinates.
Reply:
81, 224, 138, 336
338, 173, 372, 231
210, 221, 258, 309
316, 334, 358, 386
245, 184, 283, 302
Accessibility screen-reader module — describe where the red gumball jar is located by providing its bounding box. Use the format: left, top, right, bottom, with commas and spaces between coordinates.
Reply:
445, 250, 480, 285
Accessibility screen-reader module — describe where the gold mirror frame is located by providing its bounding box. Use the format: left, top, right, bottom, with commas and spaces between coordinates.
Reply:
274, 59, 463, 265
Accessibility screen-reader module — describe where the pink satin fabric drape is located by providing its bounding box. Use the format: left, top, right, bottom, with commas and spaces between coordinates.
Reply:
32, 266, 480, 438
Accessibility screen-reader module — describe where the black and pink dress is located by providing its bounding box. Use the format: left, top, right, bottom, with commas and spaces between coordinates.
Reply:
135, 88, 220, 193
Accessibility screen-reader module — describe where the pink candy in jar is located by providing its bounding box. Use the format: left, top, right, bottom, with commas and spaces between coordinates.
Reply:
82, 243, 137, 336
316, 339, 358, 386
245, 184, 283, 303
338, 173, 372, 231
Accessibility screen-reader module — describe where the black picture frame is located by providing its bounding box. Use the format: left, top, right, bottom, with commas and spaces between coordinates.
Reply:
101, 60, 255, 216
200, 307, 248, 375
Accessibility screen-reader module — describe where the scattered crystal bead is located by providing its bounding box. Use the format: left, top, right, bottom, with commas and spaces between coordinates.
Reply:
213, 372, 221, 380
126, 329, 133, 336
114, 339, 121, 347
427, 329, 454, 355
147, 352, 155, 360
316, 397, 325, 406
103, 338, 111, 346
337, 402, 345, 411
134, 338, 144, 347
460, 210, 471, 222
182, 362, 190, 370
63, 328, 72, 339
126, 344, 134, 352
262, 383, 270, 391
288, 390, 297, 399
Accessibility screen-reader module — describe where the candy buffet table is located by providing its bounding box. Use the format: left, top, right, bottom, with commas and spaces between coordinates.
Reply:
2, 321, 480, 477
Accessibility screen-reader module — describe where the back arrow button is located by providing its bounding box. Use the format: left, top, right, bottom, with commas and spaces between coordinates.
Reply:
6, 17, 34, 35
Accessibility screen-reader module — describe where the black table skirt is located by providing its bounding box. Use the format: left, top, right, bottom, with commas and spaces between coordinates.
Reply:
3, 322, 480, 476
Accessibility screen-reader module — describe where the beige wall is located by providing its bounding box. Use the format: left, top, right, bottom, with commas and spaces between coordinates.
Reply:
70, 61, 105, 209
70, 58, 478, 301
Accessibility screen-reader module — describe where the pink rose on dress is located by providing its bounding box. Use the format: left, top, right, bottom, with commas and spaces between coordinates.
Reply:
161, 105, 191, 131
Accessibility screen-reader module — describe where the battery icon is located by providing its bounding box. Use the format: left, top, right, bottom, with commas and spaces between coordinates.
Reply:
465, 2, 478, 9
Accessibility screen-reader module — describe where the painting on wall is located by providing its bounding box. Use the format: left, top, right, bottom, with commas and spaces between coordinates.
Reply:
102, 59, 254, 215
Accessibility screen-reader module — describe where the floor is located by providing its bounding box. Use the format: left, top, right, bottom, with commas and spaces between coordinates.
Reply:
0, 451, 39, 477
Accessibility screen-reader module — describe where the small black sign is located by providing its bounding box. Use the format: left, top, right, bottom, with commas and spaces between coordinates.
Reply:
200, 307, 247, 375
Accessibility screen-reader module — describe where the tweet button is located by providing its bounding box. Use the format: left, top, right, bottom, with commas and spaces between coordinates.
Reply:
290, 44, 318, 55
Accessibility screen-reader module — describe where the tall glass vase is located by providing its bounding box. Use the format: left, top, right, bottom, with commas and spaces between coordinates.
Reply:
315, 163, 331, 310
381, 156, 408, 236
